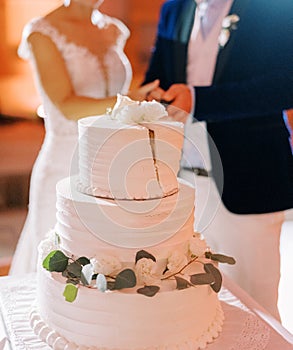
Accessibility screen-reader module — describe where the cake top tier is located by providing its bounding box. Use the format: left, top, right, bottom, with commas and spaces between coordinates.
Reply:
77, 96, 184, 200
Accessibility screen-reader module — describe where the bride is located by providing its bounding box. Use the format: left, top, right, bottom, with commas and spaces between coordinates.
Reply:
10, 0, 158, 275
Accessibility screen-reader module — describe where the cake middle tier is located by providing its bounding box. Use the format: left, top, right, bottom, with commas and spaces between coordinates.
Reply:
77, 115, 184, 200
55, 176, 195, 259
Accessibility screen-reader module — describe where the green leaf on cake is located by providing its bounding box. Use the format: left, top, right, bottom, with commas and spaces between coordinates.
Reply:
42, 250, 69, 272
76, 256, 91, 266
205, 252, 236, 265
96, 273, 108, 292
175, 276, 192, 290
62, 268, 80, 285
107, 281, 115, 290
113, 269, 137, 290
63, 283, 78, 302
190, 272, 215, 286
135, 250, 156, 263
66, 261, 82, 279
204, 263, 222, 293
137, 285, 160, 297
65, 278, 79, 285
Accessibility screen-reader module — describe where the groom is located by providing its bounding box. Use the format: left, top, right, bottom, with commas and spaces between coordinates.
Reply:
142, 0, 293, 319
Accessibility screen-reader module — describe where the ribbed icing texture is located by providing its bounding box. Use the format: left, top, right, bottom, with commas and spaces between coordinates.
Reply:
33, 261, 224, 350
56, 176, 195, 250
78, 115, 184, 200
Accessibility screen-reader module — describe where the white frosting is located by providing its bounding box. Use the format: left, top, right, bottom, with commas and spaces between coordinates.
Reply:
111, 94, 168, 123
77, 115, 184, 200
56, 176, 195, 251
32, 97, 225, 350
33, 259, 224, 350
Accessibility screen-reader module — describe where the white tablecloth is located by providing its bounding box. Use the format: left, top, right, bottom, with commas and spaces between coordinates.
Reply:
0, 273, 292, 350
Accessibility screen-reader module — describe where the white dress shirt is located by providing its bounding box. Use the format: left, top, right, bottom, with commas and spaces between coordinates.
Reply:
181, 0, 233, 170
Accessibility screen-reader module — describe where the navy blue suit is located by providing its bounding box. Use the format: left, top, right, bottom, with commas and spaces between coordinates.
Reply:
144, 0, 293, 214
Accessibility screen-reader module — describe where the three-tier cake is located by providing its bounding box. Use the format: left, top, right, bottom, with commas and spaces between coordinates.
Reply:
30, 95, 232, 350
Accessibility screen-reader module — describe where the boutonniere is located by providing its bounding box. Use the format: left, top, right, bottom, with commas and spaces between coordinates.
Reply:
218, 14, 240, 48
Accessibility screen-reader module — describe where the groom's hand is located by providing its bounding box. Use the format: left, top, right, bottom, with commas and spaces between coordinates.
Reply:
128, 79, 161, 101
146, 86, 165, 102
161, 84, 192, 123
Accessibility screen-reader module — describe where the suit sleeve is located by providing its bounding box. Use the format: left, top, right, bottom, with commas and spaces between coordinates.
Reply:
143, 3, 168, 86
194, 68, 293, 122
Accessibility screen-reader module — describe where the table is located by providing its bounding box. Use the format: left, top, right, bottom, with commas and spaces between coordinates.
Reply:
0, 273, 292, 350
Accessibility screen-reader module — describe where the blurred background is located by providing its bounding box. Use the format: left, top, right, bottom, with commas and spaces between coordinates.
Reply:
0, 0, 164, 270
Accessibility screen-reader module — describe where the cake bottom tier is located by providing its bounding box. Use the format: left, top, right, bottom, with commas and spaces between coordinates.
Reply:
31, 267, 224, 350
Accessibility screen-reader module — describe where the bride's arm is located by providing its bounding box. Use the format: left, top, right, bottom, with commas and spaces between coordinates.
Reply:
27, 32, 117, 120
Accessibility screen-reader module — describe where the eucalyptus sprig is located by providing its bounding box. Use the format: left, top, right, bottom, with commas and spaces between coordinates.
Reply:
42, 248, 236, 302
43, 250, 136, 302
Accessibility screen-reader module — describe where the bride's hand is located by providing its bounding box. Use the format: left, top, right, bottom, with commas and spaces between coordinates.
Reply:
128, 79, 161, 101
146, 86, 165, 102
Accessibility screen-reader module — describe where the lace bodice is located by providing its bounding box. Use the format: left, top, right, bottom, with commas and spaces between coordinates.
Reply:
9, 15, 133, 276
18, 16, 132, 135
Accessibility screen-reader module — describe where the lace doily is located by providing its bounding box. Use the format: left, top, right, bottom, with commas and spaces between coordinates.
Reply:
0, 275, 273, 350
229, 314, 271, 350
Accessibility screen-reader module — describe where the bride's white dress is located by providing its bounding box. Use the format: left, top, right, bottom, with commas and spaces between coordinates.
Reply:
9, 16, 132, 275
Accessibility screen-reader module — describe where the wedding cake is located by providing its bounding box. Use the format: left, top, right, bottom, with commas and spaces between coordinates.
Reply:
30, 95, 234, 350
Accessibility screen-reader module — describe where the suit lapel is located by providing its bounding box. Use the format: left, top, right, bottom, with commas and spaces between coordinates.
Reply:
174, 0, 196, 43
213, 0, 251, 83
172, 0, 196, 82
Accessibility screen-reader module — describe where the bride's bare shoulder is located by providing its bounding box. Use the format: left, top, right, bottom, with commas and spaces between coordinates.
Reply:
26, 7, 66, 54
44, 5, 69, 26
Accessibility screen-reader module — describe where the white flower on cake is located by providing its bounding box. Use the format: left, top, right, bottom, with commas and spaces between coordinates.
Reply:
90, 255, 122, 275
189, 232, 208, 257
39, 230, 60, 260
111, 94, 168, 124
42, 244, 235, 301
135, 257, 160, 285
167, 251, 188, 273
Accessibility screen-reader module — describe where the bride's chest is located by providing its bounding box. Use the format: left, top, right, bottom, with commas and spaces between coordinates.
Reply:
58, 22, 119, 58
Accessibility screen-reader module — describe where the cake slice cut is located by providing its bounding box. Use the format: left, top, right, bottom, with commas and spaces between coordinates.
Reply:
78, 98, 184, 199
